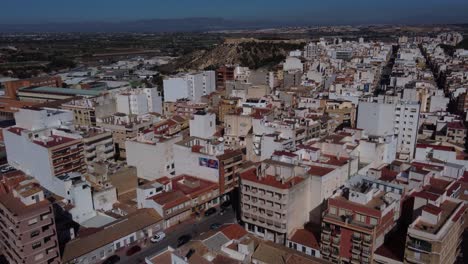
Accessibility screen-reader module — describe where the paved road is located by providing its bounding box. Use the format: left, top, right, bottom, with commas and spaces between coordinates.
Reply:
121, 209, 237, 263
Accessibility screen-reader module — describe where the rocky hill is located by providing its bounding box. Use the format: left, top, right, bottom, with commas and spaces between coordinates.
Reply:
158, 40, 305, 73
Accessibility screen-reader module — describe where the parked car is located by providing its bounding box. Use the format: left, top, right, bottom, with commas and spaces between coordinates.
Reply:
102, 255, 120, 264
210, 223, 221, 230
126, 245, 141, 256
177, 234, 192, 247
204, 207, 217, 217
150, 231, 166, 243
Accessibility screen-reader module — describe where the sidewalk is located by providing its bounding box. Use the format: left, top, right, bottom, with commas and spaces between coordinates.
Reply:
164, 215, 198, 233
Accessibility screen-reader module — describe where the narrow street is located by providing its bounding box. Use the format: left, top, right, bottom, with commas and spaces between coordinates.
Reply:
119, 209, 237, 263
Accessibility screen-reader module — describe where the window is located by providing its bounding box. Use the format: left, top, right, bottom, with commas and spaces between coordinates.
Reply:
32, 241, 41, 250
34, 254, 44, 261
355, 214, 366, 222
330, 206, 337, 215
370, 218, 378, 225
339, 209, 346, 216
28, 218, 38, 226
31, 230, 40, 238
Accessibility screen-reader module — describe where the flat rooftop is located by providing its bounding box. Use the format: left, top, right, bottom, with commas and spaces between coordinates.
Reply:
240, 168, 304, 190
19, 86, 103, 96
412, 200, 461, 235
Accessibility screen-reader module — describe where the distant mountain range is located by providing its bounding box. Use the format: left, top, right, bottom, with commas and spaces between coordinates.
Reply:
0, 18, 308, 33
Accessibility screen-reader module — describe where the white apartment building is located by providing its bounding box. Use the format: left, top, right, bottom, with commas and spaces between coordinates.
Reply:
163, 71, 215, 103
3, 108, 86, 197
116, 88, 162, 115
173, 136, 244, 196
14, 107, 74, 131
304, 42, 320, 59
283, 57, 303, 73
357, 99, 420, 160
240, 161, 309, 244
189, 111, 216, 139
126, 132, 182, 180
394, 102, 420, 160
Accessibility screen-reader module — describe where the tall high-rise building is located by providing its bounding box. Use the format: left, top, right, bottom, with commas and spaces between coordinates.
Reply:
216, 66, 235, 90
163, 71, 216, 103
404, 197, 466, 264
0, 180, 60, 264
320, 179, 401, 264
357, 98, 420, 160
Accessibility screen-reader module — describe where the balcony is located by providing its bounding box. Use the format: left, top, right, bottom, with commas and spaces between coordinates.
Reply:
405, 254, 429, 264
321, 249, 330, 256
363, 237, 372, 245
407, 242, 432, 253
332, 237, 340, 245
52, 147, 83, 160
53, 155, 82, 166
54, 163, 85, 175
352, 234, 362, 243
322, 234, 330, 243
351, 246, 361, 254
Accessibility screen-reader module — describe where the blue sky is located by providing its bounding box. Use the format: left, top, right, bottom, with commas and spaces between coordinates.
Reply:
2, 0, 468, 24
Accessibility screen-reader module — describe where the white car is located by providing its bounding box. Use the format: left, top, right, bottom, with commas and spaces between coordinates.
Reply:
150, 232, 166, 243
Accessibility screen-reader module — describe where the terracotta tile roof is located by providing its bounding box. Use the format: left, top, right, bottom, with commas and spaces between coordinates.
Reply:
0, 192, 50, 215
241, 168, 304, 190
296, 144, 320, 151
273, 150, 298, 158
156, 176, 171, 185
422, 204, 442, 215
151, 190, 190, 210
6, 127, 25, 135
447, 121, 465, 130
220, 224, 248, 240
429, 178, 451, 190
289, 229, 319, 249
307, 165, 334, 177
212, 254, 240, 264
216, 149, 243, 160
379, 168, 398, 182
62, 209, 163, 263
412, 190, 440, 201
416, 144, 455, 152
33, 135, 78, 148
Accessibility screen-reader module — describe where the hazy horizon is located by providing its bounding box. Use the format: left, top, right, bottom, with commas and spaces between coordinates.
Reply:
1, 0, 468, 25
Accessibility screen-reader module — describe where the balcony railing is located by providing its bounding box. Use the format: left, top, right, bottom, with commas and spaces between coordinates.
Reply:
407, 242, 432, 253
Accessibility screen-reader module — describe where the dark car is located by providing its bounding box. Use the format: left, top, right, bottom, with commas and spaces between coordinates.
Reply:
126, 245, 141, 256
177, 234, 192, 247
204, 207, 217, 217
221, 200, 231, 209
102, 255, 120, 264
210, 223, 221, 230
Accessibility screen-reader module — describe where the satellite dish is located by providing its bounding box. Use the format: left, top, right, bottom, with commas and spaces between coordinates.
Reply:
218, 137, 224, 142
